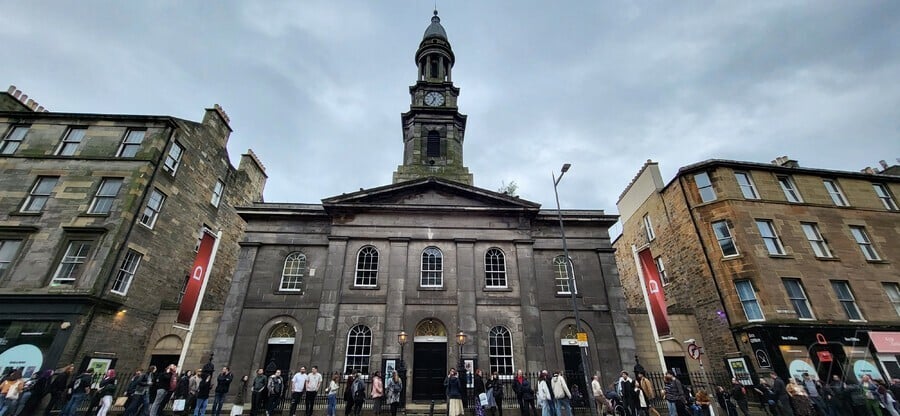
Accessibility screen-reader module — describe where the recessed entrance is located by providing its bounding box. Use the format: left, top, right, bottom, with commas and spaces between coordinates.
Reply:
412, 319, 448, 401
264, 323, 296, 375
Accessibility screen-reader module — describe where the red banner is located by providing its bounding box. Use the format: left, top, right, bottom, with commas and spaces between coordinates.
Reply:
176, 232, 216, 326
638, 249, 670, 337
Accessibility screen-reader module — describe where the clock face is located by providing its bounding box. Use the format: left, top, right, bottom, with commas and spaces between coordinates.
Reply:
424, 91, 445, 107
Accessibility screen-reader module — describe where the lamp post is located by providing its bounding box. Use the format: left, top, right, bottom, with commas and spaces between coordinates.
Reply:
456, 331, 468, 406
398, 331, 409, 409
552, 163, 597, 416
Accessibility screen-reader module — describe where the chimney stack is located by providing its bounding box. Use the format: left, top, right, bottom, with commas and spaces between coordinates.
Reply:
4, 85, 49, 112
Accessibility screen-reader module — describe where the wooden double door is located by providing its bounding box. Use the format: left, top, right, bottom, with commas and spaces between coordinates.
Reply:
412, 342, 448, 401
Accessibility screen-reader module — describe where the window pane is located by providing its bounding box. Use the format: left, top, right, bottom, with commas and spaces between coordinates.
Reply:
873, 184, 899, 210
695, 172, 716, 202
52, 241, 93, 285
421, 247, 443, 287
712, 221, 738, 256
345, 325, 372, 375
489, 326, 514, 375
0, 126, 28, 154
755, 220, 784, 255
735, 280, 763, 321
824, 180, 848, 206
553, 255, 575, 294
355, 246, 379, 286
735, 172, 759, 199
281, 252, 306, 291
777, 176, 802, 203
0, 240, 22, 277
485, 248, 507, 287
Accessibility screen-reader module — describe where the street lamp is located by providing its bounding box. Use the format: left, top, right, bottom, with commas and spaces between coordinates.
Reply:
398, 331, 409, 408
552, 163, 597, 416
456, 331, 468, 405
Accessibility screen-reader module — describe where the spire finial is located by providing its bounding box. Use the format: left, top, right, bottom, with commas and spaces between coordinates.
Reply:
432, 9, 440, 23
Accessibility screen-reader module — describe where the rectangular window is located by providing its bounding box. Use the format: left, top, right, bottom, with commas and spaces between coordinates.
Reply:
883, 283, 900, 317
873, 183, 898, 211
51, 240, 93, 286
735, 280, 764, 321
823, 179, 849, 206
783, 278, 814, 320
643, 214, 655, 241
755, 220, 785, 255
831, 280, 863, 321
0, 239, 23, 278
139, 189, 166, 228
694, 172, 716, 202
56, 127, 86, 156
163, 142, 184, 174
21, 176, 59, 213
211, 180, 224, 207
712, 220, 738, 257
777, 175, 803, 203
88, 178, 123, 214
111, 249, 142, 295
117, 129, 145, 157
801, 223, 832, 258
734, 172, 759, 199
849, 226, 880, 261
654, 256, 669, 285
0, 125, 29, 155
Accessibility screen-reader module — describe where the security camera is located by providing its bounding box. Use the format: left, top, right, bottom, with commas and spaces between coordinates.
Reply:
684, 339, 696, 344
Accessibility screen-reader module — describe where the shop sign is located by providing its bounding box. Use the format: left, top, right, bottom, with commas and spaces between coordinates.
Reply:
0, 344, 43, 377
870, 332, 900, 353
817, 351, 833, 362
755, 349, 772, 368
781, 335, 798, 341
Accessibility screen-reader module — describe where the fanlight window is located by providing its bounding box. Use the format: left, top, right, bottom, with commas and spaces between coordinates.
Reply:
355, 246, 379, 287
485, 248, 507, 288
345, 325, 372, 375
421, 247, 443, 287
281, 252, 307, 292
553, 255, 576, 294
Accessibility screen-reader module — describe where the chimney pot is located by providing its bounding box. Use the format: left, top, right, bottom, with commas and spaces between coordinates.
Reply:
880, 160, 889, 169
12, 90, 21, 99
6, 85, 15, 94
19, 94, 27, 103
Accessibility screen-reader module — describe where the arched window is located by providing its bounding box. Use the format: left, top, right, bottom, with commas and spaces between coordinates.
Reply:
280, 252, 307, 292
345, 325, 372, 375
553, 255, 576, 294
489, 326, 514, 375
426, 131, 441, 158
485, 248, 507, 288
421, 247, 443, 287
355, 246, 379, 287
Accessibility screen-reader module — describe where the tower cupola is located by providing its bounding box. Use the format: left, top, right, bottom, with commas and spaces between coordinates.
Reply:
416, 10, 455, 83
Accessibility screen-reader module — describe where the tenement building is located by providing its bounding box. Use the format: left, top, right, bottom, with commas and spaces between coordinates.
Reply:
614, 157, 900, 385
0, 87, 266, 377
212, 11, 634, 401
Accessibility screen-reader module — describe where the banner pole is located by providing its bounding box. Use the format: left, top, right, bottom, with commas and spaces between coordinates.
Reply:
176, 230, 223, 372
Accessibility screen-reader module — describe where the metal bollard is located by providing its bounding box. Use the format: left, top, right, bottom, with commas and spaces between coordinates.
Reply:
429, 400, 436, 416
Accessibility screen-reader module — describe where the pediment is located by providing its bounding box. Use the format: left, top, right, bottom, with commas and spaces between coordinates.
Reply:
322, 177, 540, 210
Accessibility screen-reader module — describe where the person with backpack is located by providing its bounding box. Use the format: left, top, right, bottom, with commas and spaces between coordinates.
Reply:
267, 370, 285, 416
59, 367, 93, 416
351, 372, 366, 416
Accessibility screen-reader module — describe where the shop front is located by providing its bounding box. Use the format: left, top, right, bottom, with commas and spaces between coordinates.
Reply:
740, 325, 891, 382
869, 331, 900, 380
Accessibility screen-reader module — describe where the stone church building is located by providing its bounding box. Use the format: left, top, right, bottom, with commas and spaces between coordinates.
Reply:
212, 11, 634, 400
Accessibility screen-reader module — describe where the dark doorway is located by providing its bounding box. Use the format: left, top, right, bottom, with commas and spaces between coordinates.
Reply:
265, 344, 294, 376
149, 354, 179, 376
664, 356, 692, 387
413, 342, 447, 401
562, 346, 587, 403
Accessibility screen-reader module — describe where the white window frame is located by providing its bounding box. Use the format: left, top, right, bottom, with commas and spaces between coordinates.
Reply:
211, 180, 225, 207
800, 223, 832, 258
51, 240, 93, 286
56, 127, 86, 156
712, 220, 739, 257
420, 247, 443, 287
735, 280, 765, 322
354, 246, 379, 287
344, 325, 372, 375
0, 239, 23, 278
873, 183, 898, 211
553, 255, 577, 294
782, 278, 815, 320
88, 178, 123, 214
21, 176, 59, 213
488, 326, 515, 376
484, 248, 508, 288
643, 214, 656, 241
695, 172, 717, 202
163, 141, 184, 174
849, 226, 880, 261
777, 175, 803, 203
0, 125, 29, 155
883, 282, 900, 317
280, 252, 307, 292
755, 219, 785, 255
823, 179, 849, 206
111, 249, 142, 295
831, 280, 864, 321
139, 189, 166, 229
734, 172, 759, 199
654, 256, 669, 285
117, 129, 145, 157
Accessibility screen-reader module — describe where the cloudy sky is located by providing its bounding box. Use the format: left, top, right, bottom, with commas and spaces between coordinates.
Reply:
3, 1, 899, 214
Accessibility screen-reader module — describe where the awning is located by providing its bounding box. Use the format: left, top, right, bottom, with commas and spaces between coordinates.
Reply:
870, 331, 900, 353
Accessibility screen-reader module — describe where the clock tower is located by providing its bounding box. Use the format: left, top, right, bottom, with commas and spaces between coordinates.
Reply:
393, 10, 472, 185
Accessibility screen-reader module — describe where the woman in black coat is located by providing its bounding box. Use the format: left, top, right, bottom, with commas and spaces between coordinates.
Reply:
344, 374, 357, 416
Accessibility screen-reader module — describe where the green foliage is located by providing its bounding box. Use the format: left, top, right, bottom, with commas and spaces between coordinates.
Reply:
498, 180, 518, 197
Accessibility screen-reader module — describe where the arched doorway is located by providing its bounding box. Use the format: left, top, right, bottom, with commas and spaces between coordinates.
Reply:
560, 324, 587, 398
412, 319, 448, 401
265, 323, 296, 375
149, 335, 182, 379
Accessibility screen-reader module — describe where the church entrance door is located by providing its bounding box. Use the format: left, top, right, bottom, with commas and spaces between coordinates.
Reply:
413, 342, 447, 401
562, 345, 587, 401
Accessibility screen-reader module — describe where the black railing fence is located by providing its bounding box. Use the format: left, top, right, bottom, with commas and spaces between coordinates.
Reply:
45, 369, 759, 414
